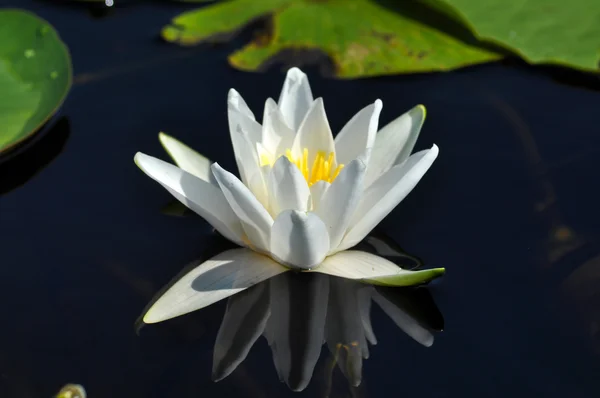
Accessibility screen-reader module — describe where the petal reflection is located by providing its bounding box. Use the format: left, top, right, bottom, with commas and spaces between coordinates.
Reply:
209, 272, 443, 391
325, 278, 372, 387
212, 281, 270, 381
266, 272, 329, 392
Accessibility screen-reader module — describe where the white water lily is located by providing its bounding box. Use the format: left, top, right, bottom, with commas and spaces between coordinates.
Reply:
135, 67, 442, 315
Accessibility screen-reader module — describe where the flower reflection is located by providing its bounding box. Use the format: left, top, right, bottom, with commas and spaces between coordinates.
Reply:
139, 233, 443, 391
213, 272, 443, 391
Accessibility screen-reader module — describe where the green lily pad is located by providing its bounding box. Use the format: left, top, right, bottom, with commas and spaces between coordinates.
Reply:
61, 0, 212, 2
428, 0, 600, 71
161, 0, 501, 78
0, 9, 72, 153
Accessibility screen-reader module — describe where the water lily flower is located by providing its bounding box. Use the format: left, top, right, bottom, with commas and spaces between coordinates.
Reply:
134, 67, 443, 320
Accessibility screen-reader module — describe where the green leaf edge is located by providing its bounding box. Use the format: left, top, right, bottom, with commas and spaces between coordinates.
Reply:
361, 267, 445, 286
0, 8, 73, 154
423, 0, 599, 72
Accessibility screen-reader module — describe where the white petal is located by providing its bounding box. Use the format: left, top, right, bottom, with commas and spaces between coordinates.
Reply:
267, 156, 310, 215
291, 98, 336, 166
134, 153, 244, 246
278, 67, 314, 131
314, 158, 366, 251
228, 89, 261, 144
228, 125, 269, 205
212, 281, 270, 381
143, 248, 287, 323
334, 100, 382, 165
158, 132, 216, 185
372, 290, 434, 347
246, 165, 270, 210
256, 141, 274, 165
262, 98, 295, 156
252, 143, 274, 207
227, 88, 255, 119
308, 180, 330, 211
212, 163, 274, 252
364, 105, 426, 187
228, 89, 263, 180
313, 251, 445, 287
338, 145, 439, 251
270, 210, 330, 270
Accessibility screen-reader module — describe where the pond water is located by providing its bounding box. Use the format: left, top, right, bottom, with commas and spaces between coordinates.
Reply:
1, 1, 600, 397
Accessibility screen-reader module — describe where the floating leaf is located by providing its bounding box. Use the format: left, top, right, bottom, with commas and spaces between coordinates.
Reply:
0, 9, 72, 154
161, 0, 501, 78
428, 0, 600, 71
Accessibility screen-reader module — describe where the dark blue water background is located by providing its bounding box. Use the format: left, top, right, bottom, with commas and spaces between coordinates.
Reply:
1, 1, 600, 396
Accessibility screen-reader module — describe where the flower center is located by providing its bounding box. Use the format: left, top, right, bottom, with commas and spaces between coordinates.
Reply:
285, 148, 344, 186
261, 148, 344, 186
259, 148, 344, 187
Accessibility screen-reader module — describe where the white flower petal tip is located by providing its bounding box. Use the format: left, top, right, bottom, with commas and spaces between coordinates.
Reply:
142, 249, 288, 324
363, 104, 428, 187
414, 104, 426, 118
227, 88, 250, 112
270, 210, 330, 270
157, 132, 214, 183
334, 99, 383, 165
278, 68, 313, 131
133, 151, 147, 169
362, 268, 445, 287
287, 67, 306, 80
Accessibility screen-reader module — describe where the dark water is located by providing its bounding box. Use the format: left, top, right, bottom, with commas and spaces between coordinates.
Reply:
1, 1, 600, 397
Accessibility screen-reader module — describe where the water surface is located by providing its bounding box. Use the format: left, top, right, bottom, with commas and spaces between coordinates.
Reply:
1, 1, 600, 397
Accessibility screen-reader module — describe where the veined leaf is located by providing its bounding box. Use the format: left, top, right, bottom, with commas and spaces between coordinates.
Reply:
161, 0, 500, 78
428, 0, 600, 71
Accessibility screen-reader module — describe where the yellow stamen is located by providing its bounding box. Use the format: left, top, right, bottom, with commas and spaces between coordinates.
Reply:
309, 151, 320, 182
327, 152, 334, 169
265, 147, 344, 186
259, 153, 272, 167
302, 148, 309, 179
332, 164, 344, 181
323, 160, 330, 180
